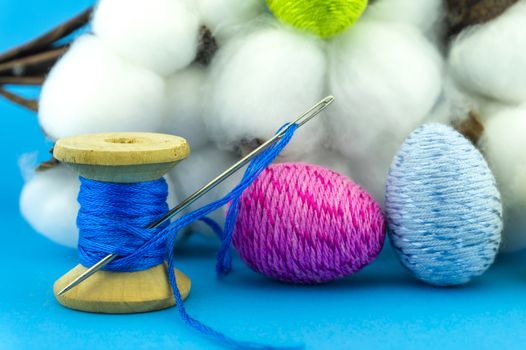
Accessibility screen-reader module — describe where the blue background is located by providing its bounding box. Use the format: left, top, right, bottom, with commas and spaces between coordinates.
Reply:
1, 2, 526, 349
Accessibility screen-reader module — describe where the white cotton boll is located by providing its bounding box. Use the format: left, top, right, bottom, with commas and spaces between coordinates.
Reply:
427, 75, 479, 125
481, 104, 526, 251
448, 1, 526, 104
344, 150, 388, 203
20, 166, 79, 248
92, 0, 199, 75
168, 146, 240, 236
477, 98, 511, 121
327, 21, 443, 202
501, 205, 526, 252
39, 35, 164, 140
296, 148, 354, 180
364, 0, 445, 40
196, 0, 266, 41
205, 24, 327, 161
328, 21, 443, 159
162, 65, 209, 150
18, 152, 38, 182
164, 174, 179, 209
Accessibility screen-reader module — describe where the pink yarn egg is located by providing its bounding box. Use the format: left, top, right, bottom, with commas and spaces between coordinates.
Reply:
233, 162, 385, 284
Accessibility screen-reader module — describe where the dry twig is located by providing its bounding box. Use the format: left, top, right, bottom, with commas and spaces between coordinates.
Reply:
0, 88, 38, 111
0, 76, 45, 85
0, 7, 92, 63
0, 46, 67, 76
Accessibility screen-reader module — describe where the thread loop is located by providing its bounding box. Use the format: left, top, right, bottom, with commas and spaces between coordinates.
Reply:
76, 123, 300, 349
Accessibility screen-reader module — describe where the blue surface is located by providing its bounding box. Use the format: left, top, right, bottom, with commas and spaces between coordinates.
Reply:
2, 2, 526, 349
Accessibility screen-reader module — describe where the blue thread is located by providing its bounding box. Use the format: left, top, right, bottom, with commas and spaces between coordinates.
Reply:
77, 178, 170, 271
199, 217, 224, 239
385, 123, 503, 286
77, 123, 302, 350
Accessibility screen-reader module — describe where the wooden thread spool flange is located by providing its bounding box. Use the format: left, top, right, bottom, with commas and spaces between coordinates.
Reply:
52, 132, 191, 313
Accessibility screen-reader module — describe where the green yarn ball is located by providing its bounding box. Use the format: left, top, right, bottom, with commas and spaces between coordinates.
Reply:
266, 0, 368, 38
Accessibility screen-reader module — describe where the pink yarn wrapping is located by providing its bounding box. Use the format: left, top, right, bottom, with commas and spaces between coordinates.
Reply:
232, 162, 386, 284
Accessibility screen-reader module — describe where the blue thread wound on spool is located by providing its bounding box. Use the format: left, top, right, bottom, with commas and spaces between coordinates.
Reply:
385, 123, 503, 286
76, 123, 301, 350
77, 178, 170, 271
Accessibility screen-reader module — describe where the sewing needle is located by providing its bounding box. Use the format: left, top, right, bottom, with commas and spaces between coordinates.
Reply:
58, 95, 334, 296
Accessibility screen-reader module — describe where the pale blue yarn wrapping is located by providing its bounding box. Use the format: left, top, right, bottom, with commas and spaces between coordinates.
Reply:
385, 123, 503, 286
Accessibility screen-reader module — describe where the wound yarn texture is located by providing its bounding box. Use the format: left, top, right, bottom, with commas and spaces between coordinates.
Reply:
266, 0, 368, 38
76, 123, 301, 350
385, 123, 503, 286
233, 162, 385, 284
77, 178, 169, 271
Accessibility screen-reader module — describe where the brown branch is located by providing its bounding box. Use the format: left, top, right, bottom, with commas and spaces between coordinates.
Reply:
0, 76, 45, 85
0, 46, 67, 76
0, 7, 92, 64
446, 0, 519, 38
0, 88, 38, 111
195, 26, 218, 66
37, 157, 61, 171
454, 110, 485, 145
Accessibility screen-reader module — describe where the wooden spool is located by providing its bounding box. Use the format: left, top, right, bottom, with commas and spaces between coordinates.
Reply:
52, 132, 191, 313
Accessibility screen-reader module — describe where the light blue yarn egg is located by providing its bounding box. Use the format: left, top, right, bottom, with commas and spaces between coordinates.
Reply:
385, 123, 503, 286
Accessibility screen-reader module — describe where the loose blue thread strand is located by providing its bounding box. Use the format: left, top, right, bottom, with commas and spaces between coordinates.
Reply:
77, 123, 302, 350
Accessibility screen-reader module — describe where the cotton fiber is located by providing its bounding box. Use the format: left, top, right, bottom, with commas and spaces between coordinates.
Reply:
449, 1, 526, 104
163, 65, 209, 150
327, 20, 443, 200
196, 0, 266, 41
364, 0, 445, 40
168, 146, 240, 236
205, 23, 327, 161
427, 75, 479, 126
39, 35, 165, 140
296, 148, 354, 180
92, 0, 200, 75
481, 104, 526, 251
20, 166, 80, 248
